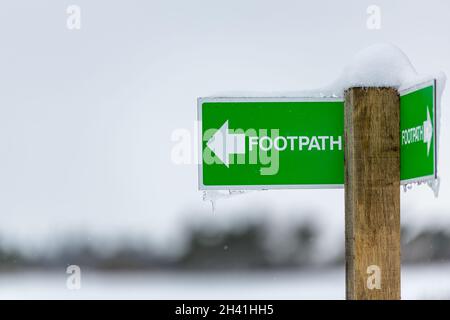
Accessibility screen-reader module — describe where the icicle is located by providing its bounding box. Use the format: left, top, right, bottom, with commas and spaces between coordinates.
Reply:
202, 190, 254, 214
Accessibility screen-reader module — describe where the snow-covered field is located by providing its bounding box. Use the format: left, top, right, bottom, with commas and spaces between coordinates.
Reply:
1, 263, 449, 300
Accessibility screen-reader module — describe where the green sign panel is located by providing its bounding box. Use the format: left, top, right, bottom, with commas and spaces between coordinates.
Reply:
198, 81, 436, 189
198, 98, 345, 189
400, 80, 436, 183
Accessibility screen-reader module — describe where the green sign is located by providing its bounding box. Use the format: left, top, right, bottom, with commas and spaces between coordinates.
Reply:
400, 80, 436, 183
198, 81, 437, 189
198, 98, 345, 189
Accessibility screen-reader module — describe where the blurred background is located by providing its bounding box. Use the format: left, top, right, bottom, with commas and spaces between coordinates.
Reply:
0, 0, 449, 299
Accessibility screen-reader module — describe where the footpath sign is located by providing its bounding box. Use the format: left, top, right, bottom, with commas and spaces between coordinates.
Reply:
198, 80, 437, 189
198, 98, 344, 189
400, 80, 437, 183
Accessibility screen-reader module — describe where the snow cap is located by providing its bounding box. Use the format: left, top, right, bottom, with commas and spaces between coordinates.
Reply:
329, 43, 418, 94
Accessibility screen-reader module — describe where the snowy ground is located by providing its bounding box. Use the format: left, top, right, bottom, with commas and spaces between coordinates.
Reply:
1, 263, 449, 300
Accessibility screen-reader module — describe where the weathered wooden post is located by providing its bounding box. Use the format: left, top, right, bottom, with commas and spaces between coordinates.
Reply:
344, 87, 401, 300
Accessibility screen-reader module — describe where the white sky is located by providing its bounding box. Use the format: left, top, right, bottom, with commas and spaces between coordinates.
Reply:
0, 0, 449, 253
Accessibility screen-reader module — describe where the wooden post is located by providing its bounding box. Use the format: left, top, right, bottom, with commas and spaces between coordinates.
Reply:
344, 87, 401, 300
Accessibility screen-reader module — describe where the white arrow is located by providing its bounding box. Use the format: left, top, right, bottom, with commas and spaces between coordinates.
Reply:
206, 121, 246, 167
423, 106, 433, 157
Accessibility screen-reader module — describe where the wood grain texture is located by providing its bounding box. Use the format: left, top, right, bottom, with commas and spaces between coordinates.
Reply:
344, 87, 401, 300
